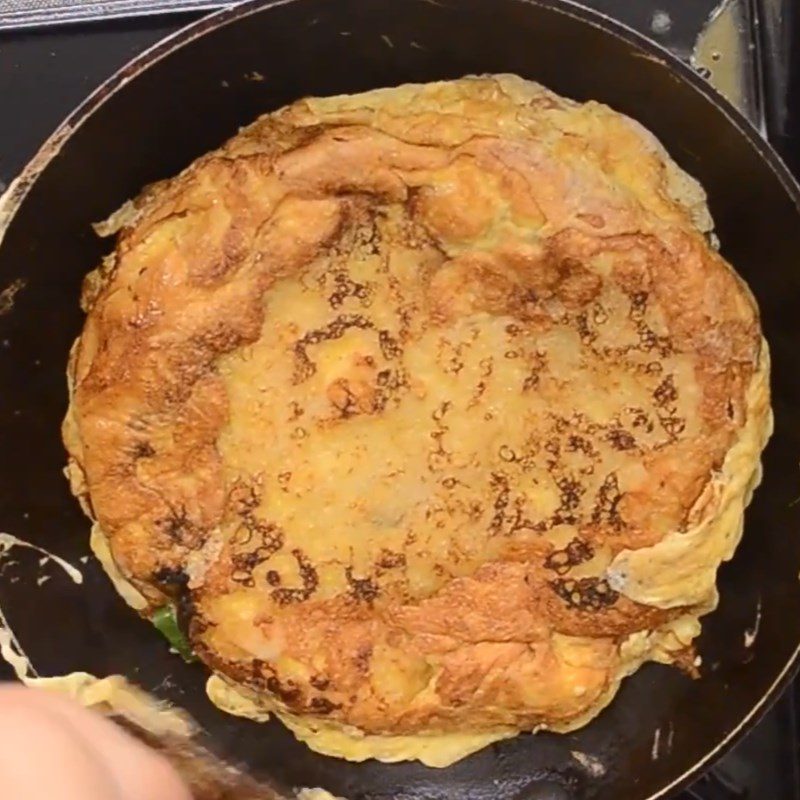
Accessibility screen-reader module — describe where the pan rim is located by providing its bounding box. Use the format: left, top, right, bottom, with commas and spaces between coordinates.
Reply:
0, 1, 798, 797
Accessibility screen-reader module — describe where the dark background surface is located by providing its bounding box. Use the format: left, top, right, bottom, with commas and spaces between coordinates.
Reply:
7, 0, 796, 188
0, 2, 799, 799
1, 0, 799, 186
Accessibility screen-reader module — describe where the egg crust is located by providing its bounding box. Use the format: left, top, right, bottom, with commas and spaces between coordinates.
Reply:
63, 75, 771, 761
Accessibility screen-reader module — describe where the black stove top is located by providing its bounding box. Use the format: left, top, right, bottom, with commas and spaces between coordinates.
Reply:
0, 3, 798, 799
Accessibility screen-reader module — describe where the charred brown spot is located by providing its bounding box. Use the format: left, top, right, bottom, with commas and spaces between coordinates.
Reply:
328, 379, 361, 419
607, 428, 636, 451
309, 697, 339, 714
372, 367, 408, 412
592, 472, 625, 531
265, 570, 281, 586
637, 323, 657, 352
230, 515, 285, 589
151, 565, 189, 596
378, 329, 402, 360
355, 216, 382, 255
293, 314, 375, 383
574, 311, 596, 344
131, 440, 155, 459
427, 401, 453, 471
489, 472, 511, 535
376, 549, 406, 570
156, 506, 201, 548
222, 657, 272, 693
544, 436, 561, 462
310, 675, 330, 690
636, 320, 673, 357
552, 417, 569, 435
551, 475, 585, 526
565, 435, 595, 457
592, 303, 608, 324
505, 496, 543, 537
630, 407, 655, 434
247, 520, 283, 557
523, 369, 540, 392
659, 414, 686, 438
231, 553, 260, 588
653, 374, 678, 408
177, 592, 201, 640
469, 379, 488, 407
271, 549, 318, 605
629, 291, 648, 320
544, 538, 594, 575
265, 676, 301, 704
432, 401, 451, 422
229, 480, 261, 516
328, 271, 372, 309
550, 576, 619, 611
353, 645, 372, 673
345, 567, 380, 604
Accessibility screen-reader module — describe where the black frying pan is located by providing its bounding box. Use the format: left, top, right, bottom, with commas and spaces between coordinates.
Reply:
1, 2, 800, 799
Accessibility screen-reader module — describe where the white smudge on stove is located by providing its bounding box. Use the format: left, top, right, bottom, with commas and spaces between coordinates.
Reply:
0, 532, 84, 679
651, 727, 662, 760
570, 750, 606, 777
651, 10, 672, 35
744, 597, 762, 648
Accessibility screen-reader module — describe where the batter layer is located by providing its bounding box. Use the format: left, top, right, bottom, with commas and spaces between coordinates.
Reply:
63, 75, 771, 766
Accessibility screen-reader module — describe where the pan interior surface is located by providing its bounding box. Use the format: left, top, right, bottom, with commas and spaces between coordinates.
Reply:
1, 2, 800, 799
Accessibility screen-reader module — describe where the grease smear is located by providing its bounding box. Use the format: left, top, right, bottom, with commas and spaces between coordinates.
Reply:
744, 597, 762, 648
0, 532, 84, 679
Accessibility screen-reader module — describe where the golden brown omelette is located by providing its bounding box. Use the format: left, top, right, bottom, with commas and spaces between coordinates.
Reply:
63, 75, 772, 766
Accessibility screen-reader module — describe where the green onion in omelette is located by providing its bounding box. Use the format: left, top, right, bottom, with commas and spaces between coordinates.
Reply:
151, 604, 195, 662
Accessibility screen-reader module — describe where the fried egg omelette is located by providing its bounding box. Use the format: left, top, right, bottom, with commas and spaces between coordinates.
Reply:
62, 75, 772, 767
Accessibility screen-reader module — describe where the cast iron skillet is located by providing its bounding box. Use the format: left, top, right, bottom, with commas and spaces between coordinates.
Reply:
1, 1, 800, 798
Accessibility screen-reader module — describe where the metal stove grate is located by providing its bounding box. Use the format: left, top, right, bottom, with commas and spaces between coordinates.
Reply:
0, 0, 227, 28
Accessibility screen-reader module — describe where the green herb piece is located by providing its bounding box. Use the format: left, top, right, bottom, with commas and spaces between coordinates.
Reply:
151, 605, 195, 662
